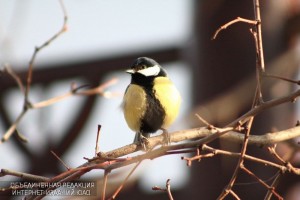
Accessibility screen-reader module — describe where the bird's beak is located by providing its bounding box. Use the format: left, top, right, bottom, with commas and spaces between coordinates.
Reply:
126, 69, 135, 74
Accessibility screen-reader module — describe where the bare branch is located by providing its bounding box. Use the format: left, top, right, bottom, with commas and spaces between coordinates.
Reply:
24, 0, 68, 105
241, 166, 283, 200
95, 125, 102, 157
0, 169, 49, 182
166, 179, 174, 200
264, 73, 300, 85
183, 145, 290, 172
3, 64, 25, 94
253, 0, 265, 73
264, 171, 282, 200
31, 78, 118, 109
102, 171, 109, 200
3, 124, 300, 199
100, 124, 300, 160
152, 179, 174, 200
109, 160, 143, 199
229, 190, 241, 200
227, 89, 300, 127
0, 78, 117, 143
0, 110, 26, 144
212, 17, 257, 40
0, 0, 69, 144
195, 113, 211, 127
50, 150, 71, 171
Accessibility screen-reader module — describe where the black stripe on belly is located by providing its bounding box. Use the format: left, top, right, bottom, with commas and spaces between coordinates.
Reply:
140, 89, 166, 135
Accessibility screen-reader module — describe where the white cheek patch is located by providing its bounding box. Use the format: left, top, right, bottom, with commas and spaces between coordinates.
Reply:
137, 65, 160, 76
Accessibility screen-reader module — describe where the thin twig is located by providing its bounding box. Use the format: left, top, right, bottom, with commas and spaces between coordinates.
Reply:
227, 89, 300, 127
218, 118, 254, 200
212, 17, 257, 40
102, 170, 109, 200
0, 110, 26, 144
31, 91, 73, 109
182, 152, 215, 166
264, 171, 283, 200
182, 144, 289, 171
152, 179, 174, 200
219, 78, 261, 199
229, 190, 241, 200
253, 0, 265, 102
75, 78, 118, 96
0, 169, 49, 182
267, 145, 286, 164
241, 166, 283, 200
166, 179, 174, 200
15, 129, 28, 143
264, 73, 300, 85
253, 0, 265, 73
109, 160, 143, 199
95, 125, 102, 157
31, 78, 118, 109
195, 113, 211, 127
24, 0, 68, 106
3, 64, 25, 94
50, 150, 71, 171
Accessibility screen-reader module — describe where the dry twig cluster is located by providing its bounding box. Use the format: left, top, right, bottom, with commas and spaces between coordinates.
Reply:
1, 0, 300, 199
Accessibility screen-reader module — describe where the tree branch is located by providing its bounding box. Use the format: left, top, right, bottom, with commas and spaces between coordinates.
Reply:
212, 17, 257, 40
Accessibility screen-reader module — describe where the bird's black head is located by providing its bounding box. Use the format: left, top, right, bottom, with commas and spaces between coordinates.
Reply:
132, 57, 158, 69
126, 57, 167, 77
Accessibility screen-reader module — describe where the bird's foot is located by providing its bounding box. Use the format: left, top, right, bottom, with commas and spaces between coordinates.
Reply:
160, 128, 170, 146
134, 132, 150, 151
140, 135, 150, 151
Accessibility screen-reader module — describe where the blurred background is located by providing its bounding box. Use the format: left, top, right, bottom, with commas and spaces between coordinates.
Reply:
0, 0, 300, 199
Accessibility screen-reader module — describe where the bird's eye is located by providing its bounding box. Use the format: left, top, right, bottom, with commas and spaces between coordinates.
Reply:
136, 65, 146, 71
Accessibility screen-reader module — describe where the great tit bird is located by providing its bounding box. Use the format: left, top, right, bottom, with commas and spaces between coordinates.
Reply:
122, 57, 181, 145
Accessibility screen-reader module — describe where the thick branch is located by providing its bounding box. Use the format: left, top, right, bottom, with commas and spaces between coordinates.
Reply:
4, 125, 300, 199
100, 124, 300, 161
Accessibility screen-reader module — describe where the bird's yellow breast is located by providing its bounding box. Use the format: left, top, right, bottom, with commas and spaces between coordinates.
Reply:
153, 77, 181, 128
122, 77, 181, 133
122, 84, 147, 132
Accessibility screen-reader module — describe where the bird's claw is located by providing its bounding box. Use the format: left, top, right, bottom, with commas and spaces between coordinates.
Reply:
161, 128, 170, 146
